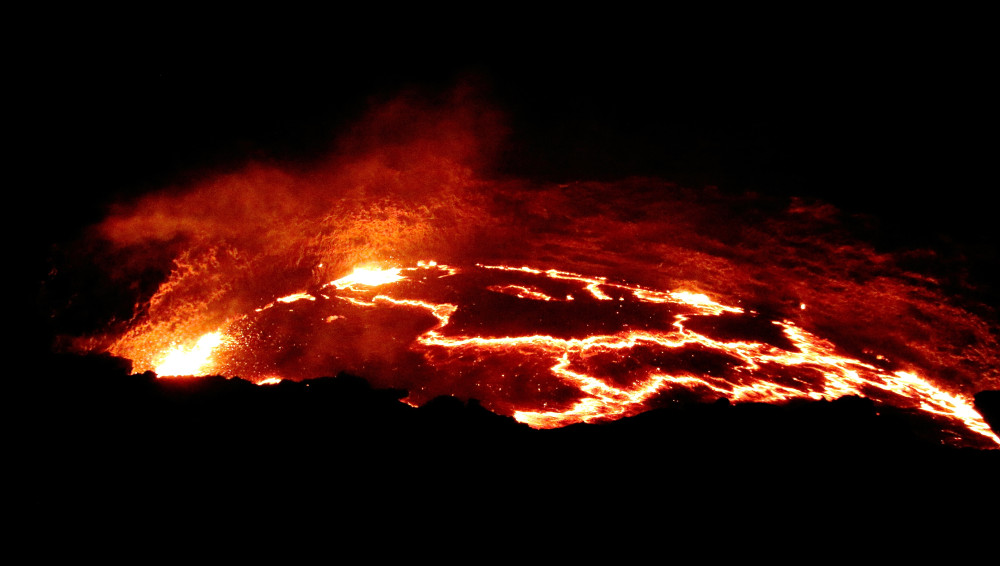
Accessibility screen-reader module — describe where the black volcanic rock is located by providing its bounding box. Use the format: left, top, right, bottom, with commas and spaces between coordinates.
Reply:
17, 352, 1000, 509
974, 390, 1000, 435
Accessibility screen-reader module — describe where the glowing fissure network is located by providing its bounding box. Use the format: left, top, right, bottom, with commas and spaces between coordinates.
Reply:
147, 262, 999, 448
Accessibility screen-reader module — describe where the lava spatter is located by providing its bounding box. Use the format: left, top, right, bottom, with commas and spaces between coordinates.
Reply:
154, 331, 225, 377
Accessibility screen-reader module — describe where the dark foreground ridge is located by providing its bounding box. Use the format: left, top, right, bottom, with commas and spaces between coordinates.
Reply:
14, 352, 1000, 539
22, 354, 1000, 467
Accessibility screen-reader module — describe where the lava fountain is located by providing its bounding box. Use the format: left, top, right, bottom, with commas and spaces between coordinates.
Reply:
54, 88, 1000, 450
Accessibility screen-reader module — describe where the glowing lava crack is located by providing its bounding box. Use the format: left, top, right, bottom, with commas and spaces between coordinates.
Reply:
140, 262, 998, 448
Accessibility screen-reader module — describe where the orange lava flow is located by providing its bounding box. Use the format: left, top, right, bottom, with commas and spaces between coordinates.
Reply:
389, 264, 1000, 445
487, 285, 559, 302
137, 261, 999, 448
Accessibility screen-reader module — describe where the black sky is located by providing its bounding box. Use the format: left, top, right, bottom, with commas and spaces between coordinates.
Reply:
23, 13, 998, 349
26, 19, 993, 219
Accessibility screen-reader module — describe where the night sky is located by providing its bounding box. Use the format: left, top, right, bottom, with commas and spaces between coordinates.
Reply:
26, 17, 996, 272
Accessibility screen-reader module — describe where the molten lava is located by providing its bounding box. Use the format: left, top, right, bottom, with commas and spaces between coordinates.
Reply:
154, 331, 225, 377
122, 261, 998, 448
330, 267, 407, 289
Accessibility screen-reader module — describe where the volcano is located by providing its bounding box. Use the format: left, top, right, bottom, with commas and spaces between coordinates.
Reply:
23, 29, 1000, 527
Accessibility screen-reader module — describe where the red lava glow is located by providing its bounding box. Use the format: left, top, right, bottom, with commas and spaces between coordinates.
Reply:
63, 90, 1000, 450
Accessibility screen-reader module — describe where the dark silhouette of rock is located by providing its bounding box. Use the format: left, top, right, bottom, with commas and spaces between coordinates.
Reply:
975, 390, 1000, 435
15, 350, 999, 521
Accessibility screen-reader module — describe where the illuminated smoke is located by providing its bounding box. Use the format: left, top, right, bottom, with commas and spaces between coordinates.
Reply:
88, 85, 506, 369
